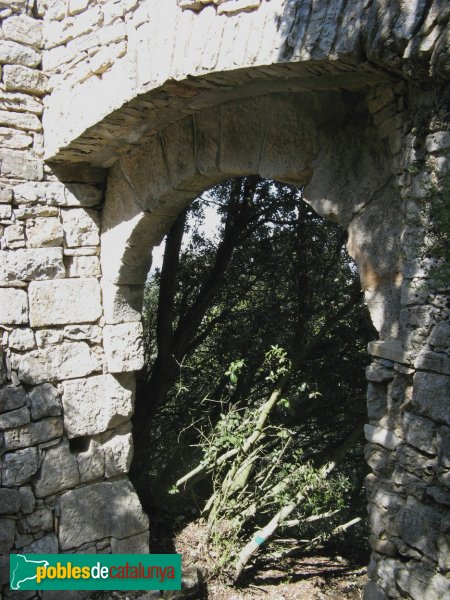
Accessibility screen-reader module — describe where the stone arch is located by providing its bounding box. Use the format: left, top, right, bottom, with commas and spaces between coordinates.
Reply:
101, 91, 402, 342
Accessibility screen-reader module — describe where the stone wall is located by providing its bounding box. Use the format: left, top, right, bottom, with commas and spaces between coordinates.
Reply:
0, 1, 449, 599
0, 2, 148, 596
362, 82, 450, 600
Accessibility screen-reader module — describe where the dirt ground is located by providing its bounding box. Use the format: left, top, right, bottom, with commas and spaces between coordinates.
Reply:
90, 519, 368, 600
175, 521, 367, 600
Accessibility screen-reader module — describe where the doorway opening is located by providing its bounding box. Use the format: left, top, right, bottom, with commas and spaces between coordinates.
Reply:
129, 176, 375, 594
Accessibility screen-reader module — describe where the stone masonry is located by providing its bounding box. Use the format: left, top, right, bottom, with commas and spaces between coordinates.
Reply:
0, 1, 449, 599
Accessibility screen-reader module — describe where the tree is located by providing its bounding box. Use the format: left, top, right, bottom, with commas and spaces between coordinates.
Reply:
130, 177, 375, 571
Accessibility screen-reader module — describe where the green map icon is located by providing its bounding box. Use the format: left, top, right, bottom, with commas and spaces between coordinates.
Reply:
10, 555, 49, 590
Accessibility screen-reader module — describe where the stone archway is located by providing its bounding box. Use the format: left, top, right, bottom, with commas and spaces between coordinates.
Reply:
0, 0, 448, 597
101, 91, 401, 338
99, 89, 406, 595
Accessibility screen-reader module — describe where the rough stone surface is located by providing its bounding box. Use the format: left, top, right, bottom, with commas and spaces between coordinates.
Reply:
364, 425, 403, 451
16, 342, 100, 384
3, 417, 63, 450
26, 217, 64, 247
103, 322, 144, 372
8, 328, 35, 351
0, 288, 28, 324
412, 372, 450, 425
1, 447, 39, 486
0, 385, 26, 413
0, 406, 30, 430
0, 4, 447, 599
29, 278, 102, 326
33, 440, 80, 497
110, 531, 149, 553
58, 479, 149, 550
0, 489, 21, 514
62, 208, 100, 247
0, 248, 64, 281
28, 383, 61, 419
3, 64, 49, 95
0, 41, 41, 68
0, 518, 15, 551
102, 281, 144, 324
62, 373, 135, 437
3, 15, 43, 47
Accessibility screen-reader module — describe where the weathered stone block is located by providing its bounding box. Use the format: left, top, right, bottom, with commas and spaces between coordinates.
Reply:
3, 14, 43, 47
14, 181, 64, 205
0, 41, 41, 68
15, 205, 59, 219
4, 222, 26, 249
77, 439, 104, 483
33, 440, 80, 498
68, 0, 90, 16
365, 444, 395, 478
0, 187, 13, 203
1, 447, 39, 486
0, 288, 28, 324
412, 372, 450, 425
103, 430, 133, 477
3, 64, 49, 96
0, 384, 26, 413
19, 486, 35, 514
437, 426, 450, 469
0, 109, 41, 131
366, 364, 394, 383
367, 383, 388, 420
0, 248, 64, 281
396, 444, 436, 482
0, 488, 21, 514
65, 255, 101, 277
64, 183, 102, 207
62, 208, 100, 247
0, 127, 33, 150
396, 563, 450, 599
425, 131, 450, 153
18, 506, 53, 534
0, 517, 15, 551
0, 149, 43, 180
363, 582, 389, 600
3, 417, 63, 450
8, 328, 35, 351
110, 531, 149, 554
104, 322, 144, 372
16, 342, 100, 384
58, 479, 148, 550
0, 87, 42, 114
62, 373, 134, 437
35, 328, 64, 348
29, 278, 102, 326
64, 324, 102, 343
26, 217, 64, 247
23, 533, 58, 554
364, 425, 403, 451
0, 406, 30, 429
429, 322, 450, 351
29, 383, 61, 419
403, 412, 437, 455
102, 281, 144, 324
414, 350, 450, 375
0, 203, 13, 219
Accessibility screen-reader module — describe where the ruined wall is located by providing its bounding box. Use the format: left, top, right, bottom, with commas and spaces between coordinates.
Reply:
0, 2, 148, 595
0, 1, 449, 599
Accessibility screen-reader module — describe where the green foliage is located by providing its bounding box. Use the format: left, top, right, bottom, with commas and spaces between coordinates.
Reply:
135, 177, 374, 576
179, 349, 353, 578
